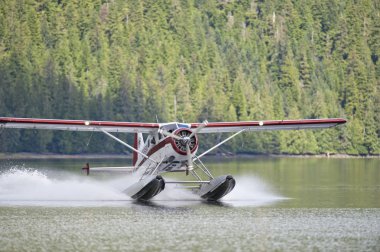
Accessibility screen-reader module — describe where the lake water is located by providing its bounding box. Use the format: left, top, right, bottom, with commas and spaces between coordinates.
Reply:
0, 157, 379, 251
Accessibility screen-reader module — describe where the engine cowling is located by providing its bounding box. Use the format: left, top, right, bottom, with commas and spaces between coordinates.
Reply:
170, 128, 198, 155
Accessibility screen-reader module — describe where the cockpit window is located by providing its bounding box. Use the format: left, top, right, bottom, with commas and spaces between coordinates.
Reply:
160, 123, 178, 132
177, 123, 190, 129
160, 123, 191, 132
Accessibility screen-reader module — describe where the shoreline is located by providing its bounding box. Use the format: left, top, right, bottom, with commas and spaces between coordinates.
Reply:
0, 152, 378, 160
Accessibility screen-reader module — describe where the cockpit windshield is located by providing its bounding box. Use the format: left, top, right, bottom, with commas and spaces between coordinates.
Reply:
160, 123, 190, 132
177, 123, 190, 129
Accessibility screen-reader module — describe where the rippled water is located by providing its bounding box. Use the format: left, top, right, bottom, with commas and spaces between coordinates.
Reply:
0, 157, 379, 251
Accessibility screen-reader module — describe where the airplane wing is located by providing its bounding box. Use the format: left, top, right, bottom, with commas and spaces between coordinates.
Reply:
0, 117, 347, 134
0, 117, 159, 134
190, 118, 347, 133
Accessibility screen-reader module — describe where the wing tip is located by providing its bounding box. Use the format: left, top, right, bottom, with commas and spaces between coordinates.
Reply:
335, 118, 347, 124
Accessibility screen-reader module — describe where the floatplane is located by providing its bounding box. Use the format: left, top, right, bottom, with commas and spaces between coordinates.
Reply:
0, 117, 346, 201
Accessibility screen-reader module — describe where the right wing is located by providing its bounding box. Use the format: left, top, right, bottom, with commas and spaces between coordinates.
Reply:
0, 117, 159, 134
190, 118, 347, 133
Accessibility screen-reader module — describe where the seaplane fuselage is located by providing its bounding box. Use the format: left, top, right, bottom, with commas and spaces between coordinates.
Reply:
134, 123, 198, 174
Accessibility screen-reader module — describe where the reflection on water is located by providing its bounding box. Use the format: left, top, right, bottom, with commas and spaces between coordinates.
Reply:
0, 157, 379, 251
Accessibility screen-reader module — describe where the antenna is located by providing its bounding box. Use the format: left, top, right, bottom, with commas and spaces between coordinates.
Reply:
155, 115, 159, 123
174, 95, 177, 121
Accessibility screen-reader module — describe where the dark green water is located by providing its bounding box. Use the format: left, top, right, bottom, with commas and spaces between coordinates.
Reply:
0, 157, 379, 251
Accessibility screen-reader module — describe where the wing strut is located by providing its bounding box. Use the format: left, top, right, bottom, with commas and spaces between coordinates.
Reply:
100, 129, 158, 164
194, 129, 245, 161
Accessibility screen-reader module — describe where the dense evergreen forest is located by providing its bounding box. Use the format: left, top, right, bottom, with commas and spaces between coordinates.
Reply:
0, 0, 379, 155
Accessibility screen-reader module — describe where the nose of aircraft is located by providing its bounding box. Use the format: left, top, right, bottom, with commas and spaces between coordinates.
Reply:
171, 128, 198, 155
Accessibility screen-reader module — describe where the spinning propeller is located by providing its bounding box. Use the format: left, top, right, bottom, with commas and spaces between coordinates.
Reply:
159, 120, 208, 174
158, 128, 181, 140
189, 120, 208, 138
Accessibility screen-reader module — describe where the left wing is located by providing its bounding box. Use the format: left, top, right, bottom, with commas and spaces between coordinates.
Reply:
190, 118, 347, 133
0, 117, 159, 133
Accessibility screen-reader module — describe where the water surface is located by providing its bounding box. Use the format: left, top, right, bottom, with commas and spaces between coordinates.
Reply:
0, 157, 379, 251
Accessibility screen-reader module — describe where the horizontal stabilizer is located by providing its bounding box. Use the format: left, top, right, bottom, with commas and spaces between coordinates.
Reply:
81, 163, 134, 175
89, 167, 135, 172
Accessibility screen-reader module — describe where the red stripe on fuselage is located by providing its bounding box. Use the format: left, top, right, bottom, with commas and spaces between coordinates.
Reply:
136, 137, 173, 168
136, 129, 198, 169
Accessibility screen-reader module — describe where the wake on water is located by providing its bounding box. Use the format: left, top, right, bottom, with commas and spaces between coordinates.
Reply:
0, 167, 286, 207
0, 168, 130, 205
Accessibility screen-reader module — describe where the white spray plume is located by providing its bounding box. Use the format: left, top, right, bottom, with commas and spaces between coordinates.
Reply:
0, 168, 286, 207
222, 176, 287, 206
0, 168, 130, 205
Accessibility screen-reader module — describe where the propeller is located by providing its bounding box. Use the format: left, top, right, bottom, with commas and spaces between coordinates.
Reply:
189, 120, 208, 138
159, 120, 209, 175
186, 142, 192, 175
158, 129, 182, 140
186, 120, 208, 175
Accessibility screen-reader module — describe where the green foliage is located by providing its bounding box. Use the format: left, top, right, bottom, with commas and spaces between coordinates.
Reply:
0, 0, 379, 155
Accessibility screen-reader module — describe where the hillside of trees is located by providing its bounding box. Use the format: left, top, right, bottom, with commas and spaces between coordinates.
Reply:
0, 0, 379, 155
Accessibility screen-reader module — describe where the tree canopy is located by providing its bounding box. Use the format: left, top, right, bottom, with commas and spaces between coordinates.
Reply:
0, 0, 379, 155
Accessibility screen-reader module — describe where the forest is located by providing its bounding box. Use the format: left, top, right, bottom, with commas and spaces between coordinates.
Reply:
0, 0, 379, 155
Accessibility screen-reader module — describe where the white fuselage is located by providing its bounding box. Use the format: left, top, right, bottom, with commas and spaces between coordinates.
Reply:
136, 136, 198, 174
134, 124, 199, 174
